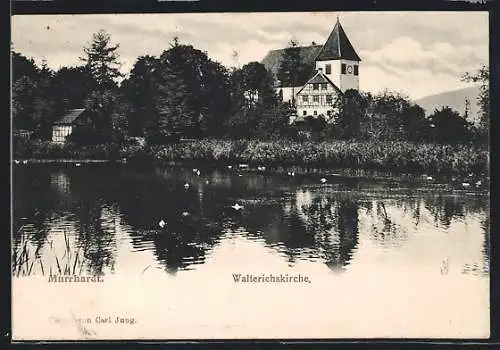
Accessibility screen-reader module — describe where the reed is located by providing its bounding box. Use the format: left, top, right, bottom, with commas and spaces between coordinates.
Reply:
11, 228, 89, 277
13, 137, 488, 177
149, 139, 488, 176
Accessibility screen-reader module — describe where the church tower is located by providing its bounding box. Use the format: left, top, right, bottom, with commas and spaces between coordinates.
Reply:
314, 17, 361, 93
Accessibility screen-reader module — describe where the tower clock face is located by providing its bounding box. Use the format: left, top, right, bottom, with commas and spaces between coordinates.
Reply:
346, 65, 353, 74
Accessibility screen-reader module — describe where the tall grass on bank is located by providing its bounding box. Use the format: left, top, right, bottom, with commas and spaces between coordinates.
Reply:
148, 139, 488, 176
12, 229, 88, 277
13, 138, 122, 160
13, 137, 488, 176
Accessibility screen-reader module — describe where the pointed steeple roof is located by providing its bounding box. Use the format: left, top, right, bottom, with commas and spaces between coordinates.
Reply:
315, 17, 361, 62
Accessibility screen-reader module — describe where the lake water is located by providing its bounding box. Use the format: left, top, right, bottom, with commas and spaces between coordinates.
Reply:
11, 163, 490, 339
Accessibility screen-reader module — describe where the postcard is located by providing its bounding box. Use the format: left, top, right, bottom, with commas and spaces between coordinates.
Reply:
11, 11, 490, 340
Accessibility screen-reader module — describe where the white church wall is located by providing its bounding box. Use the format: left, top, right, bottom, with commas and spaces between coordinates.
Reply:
315, 61, 341, 89
315, 59, 359, 92
339, 59, 360, 92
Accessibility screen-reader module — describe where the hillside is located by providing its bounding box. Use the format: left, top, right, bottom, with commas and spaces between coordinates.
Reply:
414, 85, 482, 124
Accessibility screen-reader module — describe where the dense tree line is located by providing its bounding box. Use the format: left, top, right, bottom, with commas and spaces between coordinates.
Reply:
305, 89, 479, 145
11, 30, 488, 147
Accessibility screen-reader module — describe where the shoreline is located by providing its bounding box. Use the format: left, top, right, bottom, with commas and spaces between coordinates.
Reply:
13, 159, 114, 164
12, 157, 489, 191
12, 138, 489, 184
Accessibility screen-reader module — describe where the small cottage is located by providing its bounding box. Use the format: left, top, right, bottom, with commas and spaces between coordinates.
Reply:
52, 108, 87, 143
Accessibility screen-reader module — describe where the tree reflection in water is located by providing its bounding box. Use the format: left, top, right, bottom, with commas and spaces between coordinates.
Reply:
226, 189, 360, 272
68, 168, 118, 276
12, 164, 489, 276
298, 192, 359, 272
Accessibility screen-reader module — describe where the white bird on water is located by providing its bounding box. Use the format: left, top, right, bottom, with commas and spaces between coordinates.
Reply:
320, 178, 327, 184
75, 163, 81, 167
14, 160, 20, 164
462, 182, 471, 188
22, 160, 28, 164
182, 211, 190, 217
227, 165, 233, 169
231, 203, 244, 211
184, 183, 190, 189
158, 219, 166, 228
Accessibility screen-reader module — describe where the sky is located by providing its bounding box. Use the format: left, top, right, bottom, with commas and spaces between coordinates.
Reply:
11, 11, 488, 100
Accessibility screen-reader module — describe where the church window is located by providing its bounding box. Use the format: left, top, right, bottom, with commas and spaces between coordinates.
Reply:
341, 63, 346, 74
326, 95, 333, 104
302, 95, 309, 102
303, 111, 307, 116
321, 83, 327, 90
327, 110, 332, 116
325, 64, 331, 74
313, 95, 319, 103
313, 111, 318, 116
354, 65, 359, 76
313, 84, 319, 90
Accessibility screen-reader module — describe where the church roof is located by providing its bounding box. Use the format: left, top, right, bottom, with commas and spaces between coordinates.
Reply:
261, 45, 322, 87
315, 19, 361, 62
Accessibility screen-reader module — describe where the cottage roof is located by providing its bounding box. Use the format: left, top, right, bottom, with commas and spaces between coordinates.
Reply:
315, 19, 361, 62
296, 70, 343, 95
54, 108, 86, 125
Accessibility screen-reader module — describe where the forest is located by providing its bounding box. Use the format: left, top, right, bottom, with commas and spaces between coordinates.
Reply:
11, 30, 489, 176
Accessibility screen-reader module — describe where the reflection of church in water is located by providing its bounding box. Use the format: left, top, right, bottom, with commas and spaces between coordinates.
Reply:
254, 189, 361, 272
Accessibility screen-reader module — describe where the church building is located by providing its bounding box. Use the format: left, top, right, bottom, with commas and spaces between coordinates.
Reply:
261, 18, 361, 123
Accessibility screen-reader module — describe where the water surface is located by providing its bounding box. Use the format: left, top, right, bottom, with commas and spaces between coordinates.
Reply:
12, 163, 490, 339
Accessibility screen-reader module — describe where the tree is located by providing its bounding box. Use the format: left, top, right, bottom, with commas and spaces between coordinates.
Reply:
151, 39, 232, 141
50, 65, 96, 114
335, 89, 367, 139
80, 29, 124, 90
77, 30, 125, 143
83, 89, 122, 144
31, 60, 55, 140
428, 106, 473, 144
361, 90, 418, 141
232, 62, 277, 107
462, 65, 489, 143
121, 55, 159, 136
11, 51, 39, 83
400, 104, 429, 142
12, 76, 38, 131
154, 62, 196, 141
226, 61, 286, 138
277, 40, 306, 104
11, 51, 40, 132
